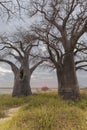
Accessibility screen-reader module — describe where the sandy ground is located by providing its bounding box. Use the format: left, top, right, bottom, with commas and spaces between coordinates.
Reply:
0, 107, 20, 122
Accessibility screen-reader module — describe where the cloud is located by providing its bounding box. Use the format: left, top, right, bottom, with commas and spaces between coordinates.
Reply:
78, 74, 87, 78
77, 71, 87, 78
0, 67, 12, 73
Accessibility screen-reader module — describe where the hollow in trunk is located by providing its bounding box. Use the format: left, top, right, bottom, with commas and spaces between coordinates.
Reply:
12, 67, 32, 97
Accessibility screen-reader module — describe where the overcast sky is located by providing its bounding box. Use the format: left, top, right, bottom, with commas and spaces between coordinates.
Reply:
0, 4, 87, 89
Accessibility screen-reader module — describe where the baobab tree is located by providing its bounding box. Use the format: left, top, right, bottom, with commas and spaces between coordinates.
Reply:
29, 0, 87, 100
0, 31, 42, 97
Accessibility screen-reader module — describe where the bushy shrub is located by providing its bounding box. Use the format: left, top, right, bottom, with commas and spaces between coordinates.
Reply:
41, 86, 49, 91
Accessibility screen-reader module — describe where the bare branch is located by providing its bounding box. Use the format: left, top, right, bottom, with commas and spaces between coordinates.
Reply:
75, 60, 87, 65
0, 58, 18, 72
30, 60, 43, 74
0, 41, 23, 58
76, 64, 87, 71
63, 0, 78, 28
8, 52, 22, 62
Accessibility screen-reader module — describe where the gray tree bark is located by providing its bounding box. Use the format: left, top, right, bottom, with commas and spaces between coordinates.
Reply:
57, 52, 80, 100
12, 55, 32, 97
12, 68, 32, 97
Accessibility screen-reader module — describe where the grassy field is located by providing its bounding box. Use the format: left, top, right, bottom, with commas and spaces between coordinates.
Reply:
0, 91, 87, 130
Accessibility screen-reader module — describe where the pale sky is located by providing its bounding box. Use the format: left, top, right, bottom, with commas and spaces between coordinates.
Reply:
0, 5, 87, 89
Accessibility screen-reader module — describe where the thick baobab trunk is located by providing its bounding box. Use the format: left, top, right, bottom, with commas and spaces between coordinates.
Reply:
57, 52, 80, 100
12, 55, 32, 97
12, 69, 32, 97
56, 69, 64, 94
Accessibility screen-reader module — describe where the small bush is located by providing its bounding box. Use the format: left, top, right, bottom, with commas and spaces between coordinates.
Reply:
41, 86, 49, 91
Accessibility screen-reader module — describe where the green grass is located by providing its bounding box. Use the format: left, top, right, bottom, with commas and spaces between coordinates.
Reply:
0, 92, 87, 130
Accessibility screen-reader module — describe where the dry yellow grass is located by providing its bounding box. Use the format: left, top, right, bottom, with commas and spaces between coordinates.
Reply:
0, 90, 87, 130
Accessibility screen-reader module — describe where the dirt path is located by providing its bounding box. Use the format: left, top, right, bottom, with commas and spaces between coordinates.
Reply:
0, 107, 20, 122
